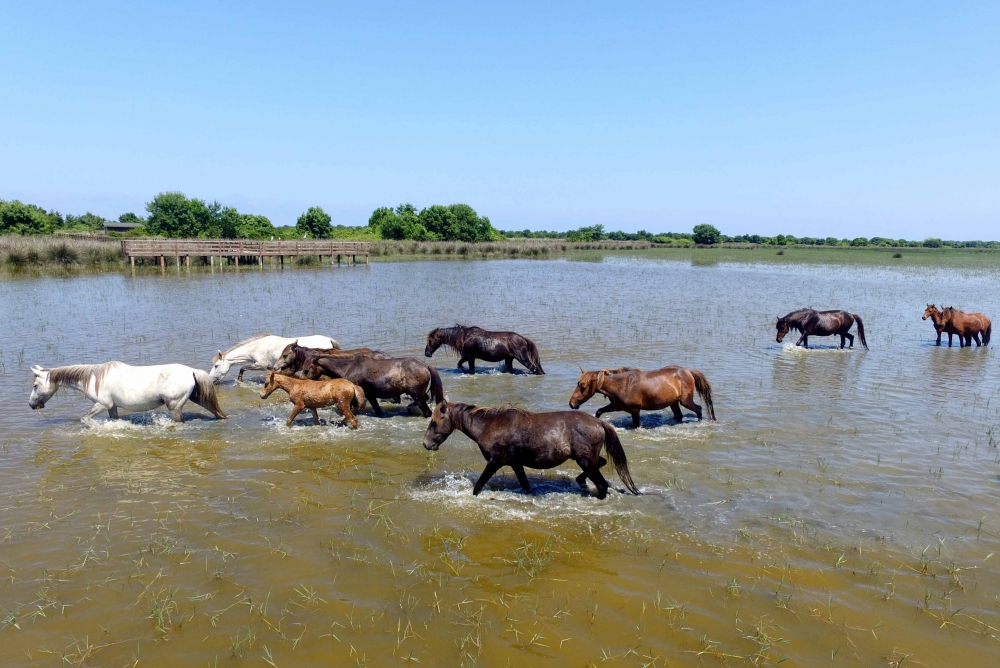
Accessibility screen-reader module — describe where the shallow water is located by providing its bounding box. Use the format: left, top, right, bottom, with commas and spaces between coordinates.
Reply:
2, 256, 999, 666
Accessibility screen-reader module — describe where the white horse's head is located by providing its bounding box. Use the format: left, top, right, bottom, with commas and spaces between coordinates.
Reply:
28, 366, 56, 409
209, 350, 232, 384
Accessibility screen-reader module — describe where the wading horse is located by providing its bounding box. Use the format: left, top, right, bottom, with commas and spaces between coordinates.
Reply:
260, 371, 366, 429
209, 334, 340, 383
570, 366, 716, 428
776, 309, 868, 350
941, 306, 992, 348
279, 353, 444, 417
922, 304, 947, 346
424, 325, 544, 375
423, 401, 640, 499
272, 342, 390, 378
29, 362, 226, 422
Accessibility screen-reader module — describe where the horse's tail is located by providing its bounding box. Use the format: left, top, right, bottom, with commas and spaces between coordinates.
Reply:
982, 320, 992, 346
691, 370, 716, 421
853, 314, 869, 350
601, 422, 640, 495
523, 338, 545, 374
191, 370, 227, 419
351, 384, 367, 411
428, 365, 445, 404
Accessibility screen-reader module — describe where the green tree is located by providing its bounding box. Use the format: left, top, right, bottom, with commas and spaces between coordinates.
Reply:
850, 237, 869, 246
119, 212, 145, 225
922, 238, 942, 248
146, 192, 199, 237
235, 214, 275, 239
0, 200, 57, 234
296, 206, 333, 238
692, 224, 722, 245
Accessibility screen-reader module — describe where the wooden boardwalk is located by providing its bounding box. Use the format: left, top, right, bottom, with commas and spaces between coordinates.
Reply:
121, 239, 370, 268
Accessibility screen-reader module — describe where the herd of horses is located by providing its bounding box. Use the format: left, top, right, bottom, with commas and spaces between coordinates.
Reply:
26, 306, 991, 498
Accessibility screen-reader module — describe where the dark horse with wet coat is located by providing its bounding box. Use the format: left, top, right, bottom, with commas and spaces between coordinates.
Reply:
424, 325, 544, 375
776, 309, 868, 350
422, 401, 639, 499
272, 343, 390, 377
274, 343, 443, 417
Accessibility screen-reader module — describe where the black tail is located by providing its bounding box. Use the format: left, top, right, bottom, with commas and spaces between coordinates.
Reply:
853, 314, 869, 350
522, 338, 545, 374
191, 371, 227, 419
690, 370, 716, 421
600, 422, 639, 495
984, 322, 992, 346
428, 365, 445, 404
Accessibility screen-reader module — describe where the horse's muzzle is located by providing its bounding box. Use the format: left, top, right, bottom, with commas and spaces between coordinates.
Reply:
30, 401, 43, 410
423, 438, 440, 451
569, 399, 580, 410
921, 316, 928, 320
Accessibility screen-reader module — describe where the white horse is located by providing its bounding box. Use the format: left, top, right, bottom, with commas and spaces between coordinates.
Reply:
29, 362, 227, 423
209, 334, 340, 383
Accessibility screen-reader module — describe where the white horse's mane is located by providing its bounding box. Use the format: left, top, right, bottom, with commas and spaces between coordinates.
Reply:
48, 362, 121, 393
216, 332, 272, 360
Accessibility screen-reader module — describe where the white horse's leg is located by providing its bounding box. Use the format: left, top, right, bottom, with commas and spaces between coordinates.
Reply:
107, 406, 119, 419
82, 402, 107, 422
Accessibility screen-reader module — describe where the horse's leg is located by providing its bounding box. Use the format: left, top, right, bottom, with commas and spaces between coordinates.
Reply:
457, 355, 468, 371
511, 464, 531, 492
680, 394, 703, 421
170, 406, 184, 423
415, 392, 432, 418
107, 405, 119, 420
237, 365, 251, 382
594, 403, 618, 418
365, 390, 383, 417
467, 358, 476, 375
339, 399, 359, 429
796, 333, 808, 348
936, 329, 942, 346
82, 402, 106, 421
286, 405, 303, 427
584, 464, 609, 499
845, 331, 854, 348
670, 402, 684, 423
631, 410, 641, 429
505, 356, 514, 373
472, 460, 503, 496
839, 333, 846, 348
575, 470, 589, 489
311, 408, 321, 425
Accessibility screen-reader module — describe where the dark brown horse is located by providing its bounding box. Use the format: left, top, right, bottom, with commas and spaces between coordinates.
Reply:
285, 354, 444, 417
422, 402, 640, 498
922, 304, 947, 346
941, 306, 992, 348
424, 325, 544, 374
570, 366, 715, 427
272, 343, 390, 377
776, 309, 868, 350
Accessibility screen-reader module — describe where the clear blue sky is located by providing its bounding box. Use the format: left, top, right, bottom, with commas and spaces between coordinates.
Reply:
2, 2, 997, 238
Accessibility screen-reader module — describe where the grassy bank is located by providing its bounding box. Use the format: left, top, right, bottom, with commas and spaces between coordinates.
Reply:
3, 234, 1000, 277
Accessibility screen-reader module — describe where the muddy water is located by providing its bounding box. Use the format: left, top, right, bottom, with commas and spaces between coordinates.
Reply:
2, 256, 1000, 666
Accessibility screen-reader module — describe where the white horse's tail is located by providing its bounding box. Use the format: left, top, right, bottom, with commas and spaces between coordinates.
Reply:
190, 370, 227, 419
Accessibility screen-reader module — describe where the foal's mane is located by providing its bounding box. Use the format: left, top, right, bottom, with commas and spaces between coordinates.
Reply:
49, 362, 120, 393
215, 332, 272, 361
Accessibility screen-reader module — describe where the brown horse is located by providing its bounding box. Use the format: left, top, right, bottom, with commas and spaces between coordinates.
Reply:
569, 366, 716, 428
424, 325, 544, 374
776, 309, 868, 350
422, 401, 640, 498
260, 371, 366, 428
921, 304, 947, 346
272, 343, 390, 377
941, 306, 992, 348
286, 354, 444, 417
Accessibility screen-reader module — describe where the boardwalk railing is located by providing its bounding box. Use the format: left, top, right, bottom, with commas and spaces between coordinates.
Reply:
121, 239, 370, 268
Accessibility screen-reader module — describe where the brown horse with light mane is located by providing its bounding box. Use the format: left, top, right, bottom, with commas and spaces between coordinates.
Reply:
260, 371, 367, 428
569, 366, 716, 428
941, 306, 991, 348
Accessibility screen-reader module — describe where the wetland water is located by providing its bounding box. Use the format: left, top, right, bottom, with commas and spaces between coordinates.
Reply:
2, 255, 1000, 666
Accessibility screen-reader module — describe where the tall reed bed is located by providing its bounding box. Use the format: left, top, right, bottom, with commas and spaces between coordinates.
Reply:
370, 238, 653, 258
1, 234, 124, 270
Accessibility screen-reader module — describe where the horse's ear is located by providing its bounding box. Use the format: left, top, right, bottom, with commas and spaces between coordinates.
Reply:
579, 366, 586, 374
31, 365, 44, 376
217, 349, 224, 357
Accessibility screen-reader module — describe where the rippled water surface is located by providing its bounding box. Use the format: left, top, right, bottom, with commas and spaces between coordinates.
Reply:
2, 256, 1000, 666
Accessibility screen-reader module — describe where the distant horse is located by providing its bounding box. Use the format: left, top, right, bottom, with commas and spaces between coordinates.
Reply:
424, 325, 544, 374
260, 371, 366, 429
423, 401, 640, 499
209, 334, 340, 383
941, 306, 992, 348
289, 354, 444, 417
29, 362, 226, 422
271, 342, 390, 378
570, 366, 715, 428
776, 309, 868, 350
922, 304, 947, 346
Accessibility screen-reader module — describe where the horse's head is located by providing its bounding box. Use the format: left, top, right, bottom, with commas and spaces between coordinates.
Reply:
260, 371, 280, 399
209, 350, 233, 384
271, 342, 300, 373
424, 329, 443, 357
569, 368, 602, 409
28, 365, 55, 409
423, 401, 456, 450
775, 316, 790, 343
941, 306, 956, 323
922, 304, 939, 321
